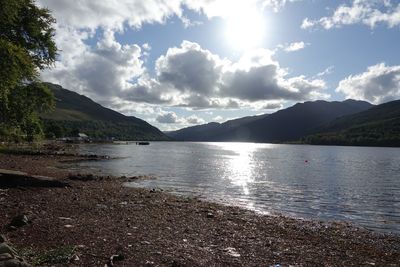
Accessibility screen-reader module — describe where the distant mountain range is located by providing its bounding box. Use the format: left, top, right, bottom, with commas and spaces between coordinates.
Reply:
164, 114, 269, 141
304, 100, 400, 146
41, 83, 400, 146
41, 83, 169, 141
167, 99, 376, 143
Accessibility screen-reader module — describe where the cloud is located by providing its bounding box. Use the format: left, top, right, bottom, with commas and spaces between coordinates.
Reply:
302, 0, 400, 30
282, 41, 309, 52
38, 0, 295, 32
41, 29, 145, 100
316, 66, 335, 77
336, 63, 400, 104
142, 43, 151, 51
37, 0, 183, 31
186, 115, 206, 124
154, 43, 329, 107
156, 111, 179, 124
261, 0, 301, 12
155, 111, 206, 126
181, 16, 203, 28
212, 115, 224, 122
122, 74, 173, 104
221, 49, 328, 102
186, 0, 298, 18
263, 102, 283, 110
156, 41, 223, 96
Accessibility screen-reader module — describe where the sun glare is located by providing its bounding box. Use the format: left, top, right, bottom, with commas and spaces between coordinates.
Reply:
225, 6, 266, 51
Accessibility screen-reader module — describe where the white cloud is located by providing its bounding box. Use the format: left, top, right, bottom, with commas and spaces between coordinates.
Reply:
37, 0, 183, 31
282, 41, 309, 52
141, 41, 328, 108
41, 29, 145, 100
337, 63, 400, 104
38, 0, 295, 32
186, 115, 206, 124
181, 16, 203, 28
156, 41, 223, 96
262, 0, 300, 12
316, 66, 335, 77
185, 0, 297, 18
212, 115, 224, 122
301, 18, 314, 29
142, 43, 151, 51
302, 0, 400, 30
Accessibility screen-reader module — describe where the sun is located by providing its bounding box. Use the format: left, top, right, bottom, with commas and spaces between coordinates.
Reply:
225, 6, 266, 51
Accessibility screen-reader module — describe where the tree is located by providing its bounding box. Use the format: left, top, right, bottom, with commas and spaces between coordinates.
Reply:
0, 0, 57, 141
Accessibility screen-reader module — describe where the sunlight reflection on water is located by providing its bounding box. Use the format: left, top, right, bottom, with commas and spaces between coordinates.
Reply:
219, 142, 257, 195
74, 142, 400, 234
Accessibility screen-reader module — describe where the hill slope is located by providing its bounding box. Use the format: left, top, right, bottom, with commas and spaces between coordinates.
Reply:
168, 100, 373, 143
41, 83, 169, 141
304, 100, 400, 146
224, 99, 373, 142
166, 114, 268, 141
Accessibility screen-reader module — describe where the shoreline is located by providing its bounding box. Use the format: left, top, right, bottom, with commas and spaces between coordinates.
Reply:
0, 153, 399, 266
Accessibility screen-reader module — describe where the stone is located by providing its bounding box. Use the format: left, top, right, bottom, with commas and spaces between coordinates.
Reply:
107, 254, 124, 266
58, 217, 72, 221
224, 247, 241, 258
207, 212, 214, 218
8, 215, 29, 228
70, 254, 80, 262
0, 253, 13, 261
0, 258, 31, 267
0, 244, 16, 257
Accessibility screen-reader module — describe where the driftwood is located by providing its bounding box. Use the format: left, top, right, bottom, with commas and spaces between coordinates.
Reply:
0, 169, 69, 188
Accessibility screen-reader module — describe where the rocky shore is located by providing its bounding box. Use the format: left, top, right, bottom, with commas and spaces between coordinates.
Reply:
0, 153, 399, 266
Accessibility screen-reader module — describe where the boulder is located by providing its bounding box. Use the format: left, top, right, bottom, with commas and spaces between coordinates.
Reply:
8, 215, 29, 229
0, 236, 31, 267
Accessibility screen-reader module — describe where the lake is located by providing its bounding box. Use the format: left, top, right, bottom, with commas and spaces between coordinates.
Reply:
73, 142, 400, 234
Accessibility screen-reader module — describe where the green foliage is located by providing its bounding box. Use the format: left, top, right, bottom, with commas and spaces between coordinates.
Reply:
0, 0, 57, 142
0, 0, 57, 69
303, 106, 400, 147
21, 246, 75, 266
1, 83, 54, 142
42, 119, 169, 141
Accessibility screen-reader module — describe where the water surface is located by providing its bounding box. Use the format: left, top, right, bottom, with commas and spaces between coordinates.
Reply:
74, 142, 400, 233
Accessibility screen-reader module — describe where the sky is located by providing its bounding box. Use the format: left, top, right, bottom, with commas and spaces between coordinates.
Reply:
37, 0, 400, 130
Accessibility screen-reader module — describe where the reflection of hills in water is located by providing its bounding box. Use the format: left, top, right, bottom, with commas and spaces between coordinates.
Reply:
74, 142, 400, 234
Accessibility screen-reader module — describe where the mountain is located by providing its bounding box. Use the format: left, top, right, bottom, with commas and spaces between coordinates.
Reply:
168, 100, 373, 143
41, 83, 169, 141
304, 100, 400, 146
166, 114, 269, 141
